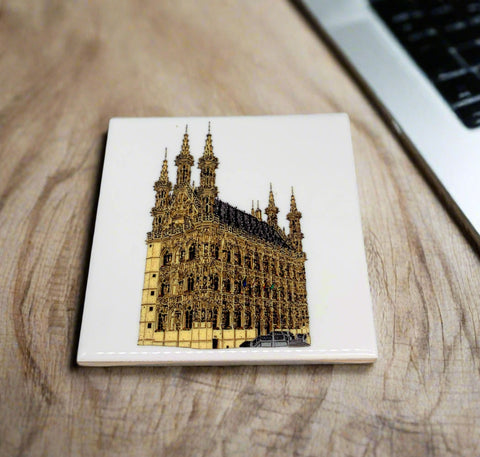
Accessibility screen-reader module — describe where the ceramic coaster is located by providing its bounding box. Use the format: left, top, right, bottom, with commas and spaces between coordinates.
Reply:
77, 114, 377, 366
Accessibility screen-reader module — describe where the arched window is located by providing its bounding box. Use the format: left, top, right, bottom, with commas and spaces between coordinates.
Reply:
187, 275, 194, 292
223, 279, 231, 292
163, 251, 172, 266
188, 244, 196, 260
254, 252, 260, 271
213, 245, 219, 259
234, 309, 242, 328
234, 251, 241, 266
234, 279, 241, 294
245, 310, 252, 329
213, 308, 219, 329
222, 305, 230, 328
160, 282, 169, 297
203, 197, 210, 214
213, 274, 219, 291
185, 307, 193, 329
158, 313, 166, 331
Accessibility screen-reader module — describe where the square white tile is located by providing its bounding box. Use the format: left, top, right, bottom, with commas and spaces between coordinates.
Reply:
77, 114, 377, 365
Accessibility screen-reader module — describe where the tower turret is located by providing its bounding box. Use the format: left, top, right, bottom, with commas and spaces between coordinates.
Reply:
197, 122, 219, 217
152, 148, 172, 233
255, 200, 262, 221
265, 183, 279, 227
154, 148, 171, 206
287, 187, 304, 252
174, 125, 194, 188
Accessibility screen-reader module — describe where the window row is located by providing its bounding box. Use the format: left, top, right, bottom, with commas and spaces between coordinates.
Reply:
154, 305, 309, 332
159, 245, 303, 279
149, 277, 305, 301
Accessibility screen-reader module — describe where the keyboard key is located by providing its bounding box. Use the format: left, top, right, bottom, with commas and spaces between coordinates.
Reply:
405, 27, 439, 44
458, 42, 480, 67
466, 3, 480, 14
455, 100, 480, 126
436, 73, 480, 105
411, 44, 462, 79
444, 21, 480, 46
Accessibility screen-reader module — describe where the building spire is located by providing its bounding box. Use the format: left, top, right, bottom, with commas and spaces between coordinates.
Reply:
265, 183, 279, 227
159, 148, 169, 184
290, 187, 298, 211
197, 122, 219, 217
255, 200, 262, 220
180, 126, 190, 156
287, 186, 304, 253
152, 147, 172, 225
175, 125, 194, 187
251, 200, 255, 216
203, 122, 214, 157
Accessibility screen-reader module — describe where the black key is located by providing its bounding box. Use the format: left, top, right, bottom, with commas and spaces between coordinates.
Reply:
469, 15, 480, 26
371, 1, 421, 20
391, 15, 429, 36
444, 21, 480, 46
458, 42, 480, 67
455, 100, 480, 127
466, 3, 480, 14
436, 73, 480, 105
410, 44, 462, 79
428, 8, 458, 28
392, 8, 425, 24
404, 27, 439, 45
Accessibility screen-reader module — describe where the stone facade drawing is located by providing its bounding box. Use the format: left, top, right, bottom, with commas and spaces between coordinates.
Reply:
138, 124, 310, 348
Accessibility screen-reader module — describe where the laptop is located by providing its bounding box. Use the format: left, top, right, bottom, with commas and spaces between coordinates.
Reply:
298, 0, 480, 246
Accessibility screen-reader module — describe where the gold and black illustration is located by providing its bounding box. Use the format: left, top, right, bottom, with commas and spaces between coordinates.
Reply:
138, 124, 310, 349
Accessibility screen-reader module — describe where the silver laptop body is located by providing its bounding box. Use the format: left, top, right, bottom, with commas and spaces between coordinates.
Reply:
301, 0, 480, 244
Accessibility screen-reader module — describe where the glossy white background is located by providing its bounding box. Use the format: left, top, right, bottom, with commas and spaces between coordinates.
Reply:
77, 114, 377, 365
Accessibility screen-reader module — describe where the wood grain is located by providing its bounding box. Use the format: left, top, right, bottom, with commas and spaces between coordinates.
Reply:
1, 1, 480, 456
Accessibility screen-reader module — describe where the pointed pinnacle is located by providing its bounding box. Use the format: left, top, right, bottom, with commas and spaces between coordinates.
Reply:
185, 124, 188, 134
268, 184, 275, 204
203, 124, 214, 156
164, 147, 168, 160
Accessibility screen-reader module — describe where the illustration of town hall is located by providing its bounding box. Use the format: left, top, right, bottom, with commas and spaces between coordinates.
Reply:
138, 124, 310, 349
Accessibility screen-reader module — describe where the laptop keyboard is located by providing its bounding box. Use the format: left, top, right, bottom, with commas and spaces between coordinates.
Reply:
370, 0, 480, 128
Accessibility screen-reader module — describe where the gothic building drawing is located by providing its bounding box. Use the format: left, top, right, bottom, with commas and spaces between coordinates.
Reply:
138, 124, 310, 348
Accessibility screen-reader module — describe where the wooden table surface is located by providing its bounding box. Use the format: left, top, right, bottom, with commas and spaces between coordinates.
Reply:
2, 1, 480, 456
